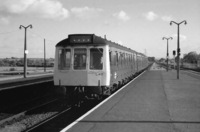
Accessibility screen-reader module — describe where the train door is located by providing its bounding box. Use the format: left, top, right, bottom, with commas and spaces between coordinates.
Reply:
88, 47, 104, 88
87, 46, 110, 88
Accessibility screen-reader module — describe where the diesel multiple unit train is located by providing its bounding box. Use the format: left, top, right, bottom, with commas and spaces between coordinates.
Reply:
54, 34, 148, 100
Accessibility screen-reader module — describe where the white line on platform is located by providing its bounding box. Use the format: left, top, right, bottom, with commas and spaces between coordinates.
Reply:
60, 71, 146, 132
0, 73, 53, 81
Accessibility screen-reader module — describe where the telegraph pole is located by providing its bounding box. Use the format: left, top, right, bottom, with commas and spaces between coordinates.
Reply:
44, 39, 46, 72
162, 37, 173, 72
173, 50, 176, 70
170, 20, 187, 79
19, 25, 33, 78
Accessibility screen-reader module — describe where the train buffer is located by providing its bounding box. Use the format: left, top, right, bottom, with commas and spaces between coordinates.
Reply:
62, 67, 200, 132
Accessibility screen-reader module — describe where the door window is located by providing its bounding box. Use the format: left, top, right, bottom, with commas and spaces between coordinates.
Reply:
90, 48, 103, 70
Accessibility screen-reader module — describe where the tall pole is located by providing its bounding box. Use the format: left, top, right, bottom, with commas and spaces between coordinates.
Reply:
44, 39, 46, 72
19, 25, 33, 78
162, 37, 173, 72
170, 20, 187, 79
173, 50, 176, 70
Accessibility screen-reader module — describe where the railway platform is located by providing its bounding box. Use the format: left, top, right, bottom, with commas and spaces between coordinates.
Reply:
62, 63, 200, 132
0, 72, 53, 81
0, 73, 53, 90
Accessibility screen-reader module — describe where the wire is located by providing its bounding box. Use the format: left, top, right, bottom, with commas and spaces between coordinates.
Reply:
29, 30, 57, 43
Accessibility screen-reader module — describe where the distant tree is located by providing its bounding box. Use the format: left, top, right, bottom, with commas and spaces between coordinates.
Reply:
27, 59, 35, 66
159, 58, 165, 63
11, 57, 18, 59
9, 60, 17, 66
183, 51, 198, 63
198, 54, 200, 60
2, 59, 9, 66
0, 58, 55, 67
0, 60, 4, 66
148, 57, 155, 62
16, 59, 24, 66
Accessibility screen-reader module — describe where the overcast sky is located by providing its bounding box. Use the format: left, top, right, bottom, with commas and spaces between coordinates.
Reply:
0, 0, 199, 58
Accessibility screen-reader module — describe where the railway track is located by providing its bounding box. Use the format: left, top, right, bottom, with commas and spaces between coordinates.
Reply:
0, 95, 67, 132
26, 99, 100, 132
0, 94, 58, 126
0, 94, 100, 132
0, 85, 112, 132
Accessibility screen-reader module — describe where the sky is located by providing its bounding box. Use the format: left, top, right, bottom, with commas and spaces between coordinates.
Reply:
0, 0, 199, 59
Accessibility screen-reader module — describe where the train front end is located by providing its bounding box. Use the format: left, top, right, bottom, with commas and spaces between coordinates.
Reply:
54, 34, 110, 98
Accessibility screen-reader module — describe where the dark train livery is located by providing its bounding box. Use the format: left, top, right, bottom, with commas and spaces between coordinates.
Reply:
54, 34, 148, 99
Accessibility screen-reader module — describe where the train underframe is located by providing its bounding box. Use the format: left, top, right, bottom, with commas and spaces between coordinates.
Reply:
55, 73, 139, 107
55, 85, 109, 107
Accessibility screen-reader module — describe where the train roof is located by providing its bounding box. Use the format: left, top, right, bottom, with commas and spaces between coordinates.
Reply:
56, 34, 147, 57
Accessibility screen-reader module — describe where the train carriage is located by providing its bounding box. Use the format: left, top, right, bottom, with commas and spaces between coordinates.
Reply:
54, 34, 148, 100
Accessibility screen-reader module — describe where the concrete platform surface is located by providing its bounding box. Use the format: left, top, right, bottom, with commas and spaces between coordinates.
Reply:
64, 66, 200, 132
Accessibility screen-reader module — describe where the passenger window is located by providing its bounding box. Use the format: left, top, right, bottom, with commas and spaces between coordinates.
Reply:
109, 51, 112, 63
58, 49, 71, 70
120, 53, 123, 65
115, 52, 119, 65
74, 48, 87, 70
90, 48, 103, 70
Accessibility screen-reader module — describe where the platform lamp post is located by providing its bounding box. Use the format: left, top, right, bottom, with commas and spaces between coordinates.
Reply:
19, 25, 33, 78
170, 20, 187, 79
162, 37, 173, 72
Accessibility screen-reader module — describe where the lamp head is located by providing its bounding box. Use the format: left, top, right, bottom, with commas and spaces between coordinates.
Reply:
184, 21, 187, 25
28, 24, 33, 29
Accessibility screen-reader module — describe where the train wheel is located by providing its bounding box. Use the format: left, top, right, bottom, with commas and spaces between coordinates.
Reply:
113, 84, 118, 92
102, 86, 111, 97
55, 86, 67, 96
118, 81, 121, 88
73, 87, 85, 107
96, 94, 103, 100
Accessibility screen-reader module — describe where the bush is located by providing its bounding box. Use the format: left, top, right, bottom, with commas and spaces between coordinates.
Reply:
9, 68, 16, 71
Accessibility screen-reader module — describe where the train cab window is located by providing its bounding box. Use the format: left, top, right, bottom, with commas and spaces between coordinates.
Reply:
58, 49, 71, 70
74, 48, 87, 70
90, 48, 103, 70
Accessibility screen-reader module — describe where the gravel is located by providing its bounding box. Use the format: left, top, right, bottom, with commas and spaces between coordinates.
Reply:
0, 112, 57, 132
